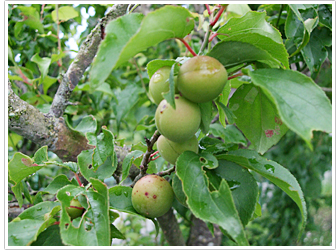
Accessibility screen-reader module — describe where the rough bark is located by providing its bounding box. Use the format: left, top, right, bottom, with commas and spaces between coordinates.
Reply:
157, 208, 186, 246
187, 214, 223, 246
48, 4, 128, 118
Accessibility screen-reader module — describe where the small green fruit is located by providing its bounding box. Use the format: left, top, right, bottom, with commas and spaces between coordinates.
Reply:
131, 175, 174, 218
177, 55, 228, 103
157, 135, 199, 165
66, 199, 84, 220
155, 94, 201, 143
149, 67, 177, 105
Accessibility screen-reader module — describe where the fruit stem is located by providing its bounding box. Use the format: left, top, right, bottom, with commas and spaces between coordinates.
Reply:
177, 38, 197, 57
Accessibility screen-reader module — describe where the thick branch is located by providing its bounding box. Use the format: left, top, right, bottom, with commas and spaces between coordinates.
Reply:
48, 4, 128, 118
8, 81, 93, 161
157, 208, 186, 246
187, 214, 222, 246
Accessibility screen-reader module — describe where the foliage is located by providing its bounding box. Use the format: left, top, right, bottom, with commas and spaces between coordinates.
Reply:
7, 3, 332, 246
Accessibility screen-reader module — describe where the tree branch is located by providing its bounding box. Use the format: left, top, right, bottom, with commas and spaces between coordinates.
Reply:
187, 214, 222, 246
48, 4, 128, 118
157, 208, 186, 246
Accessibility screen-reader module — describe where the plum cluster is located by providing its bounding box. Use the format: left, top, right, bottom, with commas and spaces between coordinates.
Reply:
131, 56, 227, 219
152, 55, 228, 164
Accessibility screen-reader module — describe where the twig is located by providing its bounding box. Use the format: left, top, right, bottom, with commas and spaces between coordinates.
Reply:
48, 4, 129, 118
321, 87, 332, 92
177, 38, 197, 57
228, 73, 244, 80
55, 4, 62, 68
210, 5, 226, 27
157, 166, 175, 177
132, 130, 161, 186
205, 4, 211, 15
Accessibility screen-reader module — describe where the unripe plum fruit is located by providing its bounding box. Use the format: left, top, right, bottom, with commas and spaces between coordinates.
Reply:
131, 175, 174, 218
66, 199, 84, 220
155, 94, 201, 143
157, 135, 199, 165
177, 55, 228, 103
149, 67, 177, 105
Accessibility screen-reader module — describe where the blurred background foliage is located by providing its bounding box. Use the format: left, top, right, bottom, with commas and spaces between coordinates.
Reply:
8, 3, 332, 246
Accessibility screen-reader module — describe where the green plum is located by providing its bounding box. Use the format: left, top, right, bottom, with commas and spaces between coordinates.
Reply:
131, 175, 174, 218
66, 199, 84, 220
155, 94, 201, 143
177, 55, 228, 103
149, 67, 177, 105
157, 135, 199, 165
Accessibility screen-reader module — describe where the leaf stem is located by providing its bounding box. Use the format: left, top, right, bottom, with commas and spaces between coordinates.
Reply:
74, 173, 83, 187
205, 4, 211, 15
177, 38, 197, 57
210, 5, 226, 27
228, 73, 244, 80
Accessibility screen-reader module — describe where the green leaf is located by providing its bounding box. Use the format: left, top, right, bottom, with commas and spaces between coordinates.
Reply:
110, 224, 126, 240
51, 6, 78, 22
206, 160, 259, 226
146, 59, 176, 79
86, 127, 115, 171
216, 11, 289, 69
52, 162, 78, 173
112, 84, 144, 130
229, 84, 288, 154
209, 124, 247, 147
215, 100, 236, 125
208, 41, 281, 69
199, 137, 230, 155
8, 202, 60, 246
121, 150, 143, 183
216, 81, 231, 127
9, 220, 50, 246
31, 54, 51, 80
249, 69, 332, 148
318, 4, 332, 30
33, 146, 48, 164
8, 152, 43, 207
42, 76, 58, 94
172, 173, 187, 207
109, 186, 141, 216
31, 225, 64, 246
44, 175, 72, 194
78, 149, 116, 182
58, 179, 110, 246
217, 149, 307, 238
176, 151, 249, 245
198, 101, 213, 134
301, 27, 330, 76
89, 13, 143, 89
17, 6, 44, 33
18, 201, 61, 221
90, 5, 194, 89
66, 115, 97, 136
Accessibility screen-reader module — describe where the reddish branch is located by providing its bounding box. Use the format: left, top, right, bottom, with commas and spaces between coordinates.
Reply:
210, 5, 226, 27
177, 38, 197, 57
